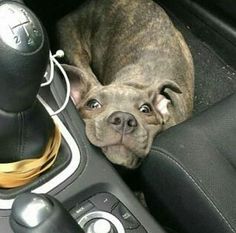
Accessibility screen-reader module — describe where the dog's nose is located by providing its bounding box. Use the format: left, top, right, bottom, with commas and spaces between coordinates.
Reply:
107, 111, 138, 134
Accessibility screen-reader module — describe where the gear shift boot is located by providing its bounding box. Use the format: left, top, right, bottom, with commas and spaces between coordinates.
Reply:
0, 101, 54, 163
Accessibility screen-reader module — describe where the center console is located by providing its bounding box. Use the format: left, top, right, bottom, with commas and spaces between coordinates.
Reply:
0, 69, 164, 233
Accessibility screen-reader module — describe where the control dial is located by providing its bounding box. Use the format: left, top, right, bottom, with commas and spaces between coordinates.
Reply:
87, 219, 113, 233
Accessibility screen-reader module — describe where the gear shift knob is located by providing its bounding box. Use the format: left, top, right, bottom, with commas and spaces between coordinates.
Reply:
10, 193, 85, 233
0, 1, 49, 112
0, 2, 54, 173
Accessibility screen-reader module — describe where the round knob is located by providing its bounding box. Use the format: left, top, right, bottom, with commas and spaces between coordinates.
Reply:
0, 1, 49, 112
87, 219, 112, 233
11, 193, 53, 228
0, 3, 43, 53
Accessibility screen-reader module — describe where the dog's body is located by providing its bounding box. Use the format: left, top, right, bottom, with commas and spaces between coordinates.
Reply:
57, 0, 194, 168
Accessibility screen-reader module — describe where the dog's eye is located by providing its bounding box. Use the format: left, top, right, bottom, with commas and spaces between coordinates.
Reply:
139, 104, 152, 113
86, 99, 102, 109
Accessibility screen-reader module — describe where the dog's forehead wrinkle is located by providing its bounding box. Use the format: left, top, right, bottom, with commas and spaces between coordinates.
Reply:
98, 85, 146, 101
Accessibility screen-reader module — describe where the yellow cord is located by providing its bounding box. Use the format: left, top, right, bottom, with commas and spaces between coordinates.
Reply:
0, 124, 61, 188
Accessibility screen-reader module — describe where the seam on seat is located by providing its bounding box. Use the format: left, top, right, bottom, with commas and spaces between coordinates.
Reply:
151, 147, 236, 233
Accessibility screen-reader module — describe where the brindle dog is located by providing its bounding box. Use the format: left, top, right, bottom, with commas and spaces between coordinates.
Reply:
57, 0, 194, 168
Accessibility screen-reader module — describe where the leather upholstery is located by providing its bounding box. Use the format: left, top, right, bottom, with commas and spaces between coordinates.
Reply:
0, 100, 54, 163
140, 93, 236, 233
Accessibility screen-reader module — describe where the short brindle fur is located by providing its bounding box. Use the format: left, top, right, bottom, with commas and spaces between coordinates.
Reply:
57, 0, 194, 168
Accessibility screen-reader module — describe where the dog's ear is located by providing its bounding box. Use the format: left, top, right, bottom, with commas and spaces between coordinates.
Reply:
151, 81, 182, 124
63, 64, 98, 108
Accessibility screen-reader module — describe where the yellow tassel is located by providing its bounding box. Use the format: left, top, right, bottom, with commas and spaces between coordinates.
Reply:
0, 124, 61, 188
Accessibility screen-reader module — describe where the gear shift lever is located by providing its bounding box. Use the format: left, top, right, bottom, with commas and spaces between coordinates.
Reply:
0, 1, 49, 112
10, 193, 85, 233
0, 1, 57, 187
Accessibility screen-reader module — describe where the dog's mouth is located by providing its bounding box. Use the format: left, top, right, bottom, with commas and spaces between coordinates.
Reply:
97, 132, 149, 154
101, 144, 143, 169
101, 132, 150, 167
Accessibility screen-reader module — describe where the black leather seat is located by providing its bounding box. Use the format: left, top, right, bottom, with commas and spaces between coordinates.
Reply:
140, 93, 236, 233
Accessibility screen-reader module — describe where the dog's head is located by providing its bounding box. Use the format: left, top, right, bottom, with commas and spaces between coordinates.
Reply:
64, 64, 182, 168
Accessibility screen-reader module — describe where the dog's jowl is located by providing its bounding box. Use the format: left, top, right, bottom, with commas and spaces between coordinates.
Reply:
57, 0, 194, 168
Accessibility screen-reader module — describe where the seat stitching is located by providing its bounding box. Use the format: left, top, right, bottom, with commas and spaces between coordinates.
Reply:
151, 147, 236, 233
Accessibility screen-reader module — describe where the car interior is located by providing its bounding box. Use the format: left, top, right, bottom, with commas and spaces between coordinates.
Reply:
0, 0, 235, 233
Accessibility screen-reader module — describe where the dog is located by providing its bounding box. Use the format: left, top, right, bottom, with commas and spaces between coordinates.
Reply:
57, 0, 194, 168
